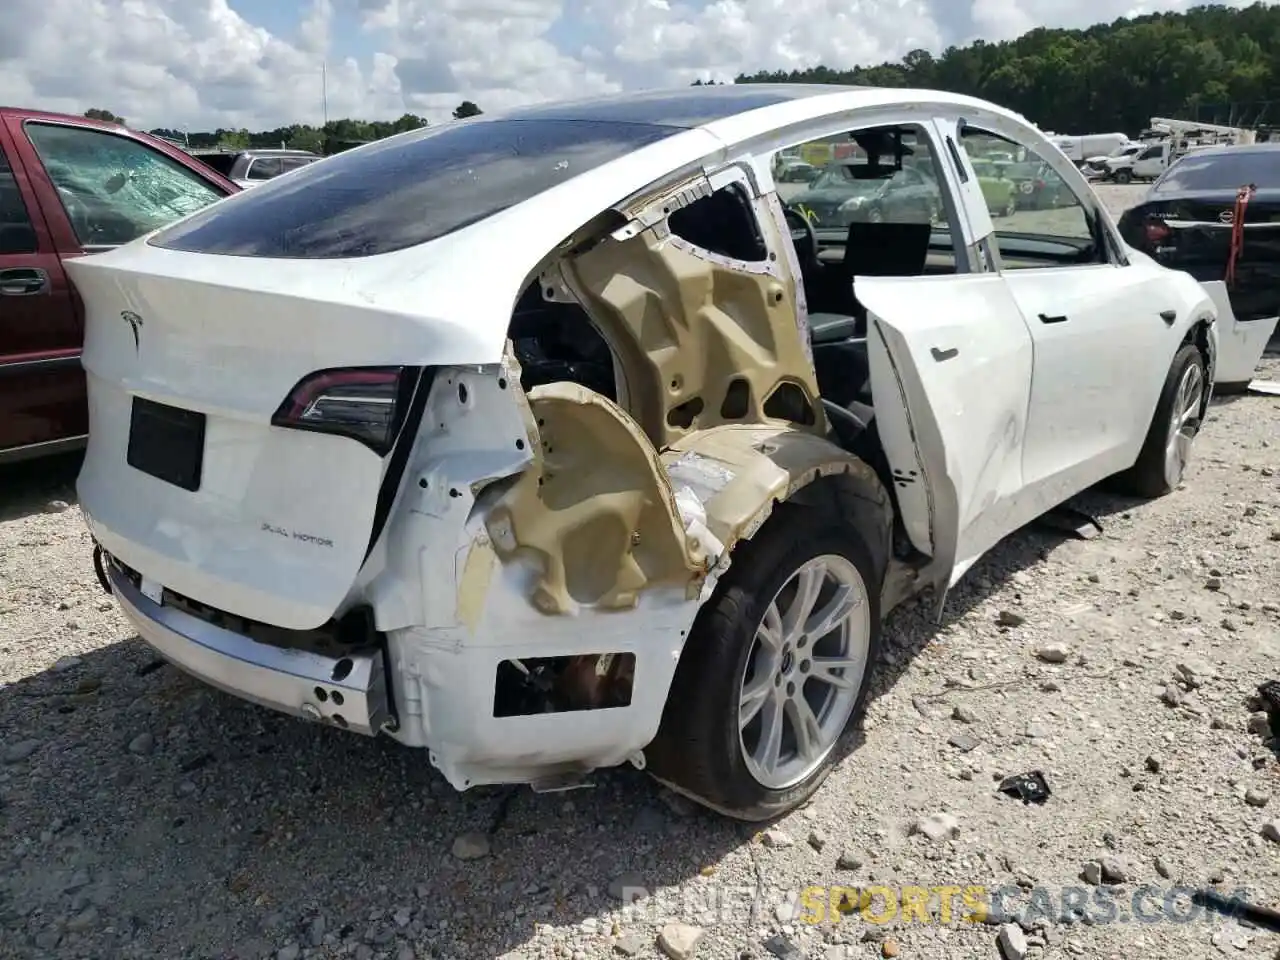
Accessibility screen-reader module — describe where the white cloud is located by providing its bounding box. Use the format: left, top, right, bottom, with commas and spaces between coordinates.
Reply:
0, 0, 1264, 131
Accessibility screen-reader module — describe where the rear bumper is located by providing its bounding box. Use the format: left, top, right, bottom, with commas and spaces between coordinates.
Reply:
107, 563, 391, 737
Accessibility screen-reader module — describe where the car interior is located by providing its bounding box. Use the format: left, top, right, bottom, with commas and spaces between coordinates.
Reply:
509, 124, 955, 454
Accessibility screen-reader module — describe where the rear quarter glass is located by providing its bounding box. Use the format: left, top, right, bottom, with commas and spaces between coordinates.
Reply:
147, 119, 681, 259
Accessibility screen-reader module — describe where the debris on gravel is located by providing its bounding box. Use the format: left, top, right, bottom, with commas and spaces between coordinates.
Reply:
998, 922, 1028, 960
450, 831, 490, 860
912, 812, 959, 842
657, 922, 703, 959
1034, 642, 1071, 663
761, 827, 794, 848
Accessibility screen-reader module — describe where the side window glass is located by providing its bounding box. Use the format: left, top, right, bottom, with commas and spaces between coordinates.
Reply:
957, 127, 1101, 268
0, 146, 38, 254
779, 130, 949, 236
667, 182, 768, 262
24, 122, 224, 248
775, 124, 959, 280
281, 157, 312, 172
247, 158, 284, 180
1139, 146, 1162, 160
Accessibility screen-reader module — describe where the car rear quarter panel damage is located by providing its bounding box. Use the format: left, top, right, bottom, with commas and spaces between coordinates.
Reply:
364, 166, 894, 790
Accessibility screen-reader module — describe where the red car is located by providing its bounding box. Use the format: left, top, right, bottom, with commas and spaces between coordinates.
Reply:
0, 108, 238, 464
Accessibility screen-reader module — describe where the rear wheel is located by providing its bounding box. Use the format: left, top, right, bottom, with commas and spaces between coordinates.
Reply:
1114, 168, 1133, 185
645, 502, 884, 821
1112, 342, 1206, 498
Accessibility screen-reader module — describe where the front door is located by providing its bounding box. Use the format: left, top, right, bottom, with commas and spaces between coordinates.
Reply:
860, 273, 1035, 600
0, 123, 81, 457
953, 124, 1179, 501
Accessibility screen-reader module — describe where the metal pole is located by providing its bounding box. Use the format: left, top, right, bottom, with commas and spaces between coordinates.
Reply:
322, 61, 329, 127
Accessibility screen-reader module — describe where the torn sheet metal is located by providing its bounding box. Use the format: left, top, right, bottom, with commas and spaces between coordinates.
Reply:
665, 450, 737, 504
484, 381, 707, 614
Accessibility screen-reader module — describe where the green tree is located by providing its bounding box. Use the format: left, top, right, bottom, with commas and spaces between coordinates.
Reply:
286, 127, 325, 153
84, 108, 125, 126
217, 128, 251, 149
735, 2, 1280, 133
452, 100, 482, 119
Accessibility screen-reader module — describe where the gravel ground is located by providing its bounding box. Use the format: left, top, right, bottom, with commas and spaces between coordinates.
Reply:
3, 185, 1280, 960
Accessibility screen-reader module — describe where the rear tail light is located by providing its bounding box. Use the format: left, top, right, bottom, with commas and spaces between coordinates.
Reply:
1144, 218, 1171, 245
1035, 178, 1046, 190
272, 367, 416, 455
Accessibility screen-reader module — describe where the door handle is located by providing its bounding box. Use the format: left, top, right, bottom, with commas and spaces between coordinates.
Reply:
1160, 309, 1177, 324
0, 267, 49, 297
930, 346, 958, 362
1038, 312, 1068, 324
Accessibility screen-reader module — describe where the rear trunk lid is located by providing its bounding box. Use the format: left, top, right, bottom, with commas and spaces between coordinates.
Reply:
66, 243, 502, 631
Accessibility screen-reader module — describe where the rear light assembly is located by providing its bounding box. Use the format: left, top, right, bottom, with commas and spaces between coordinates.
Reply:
271, 366, 417, 456
1143, 218, 1172, 246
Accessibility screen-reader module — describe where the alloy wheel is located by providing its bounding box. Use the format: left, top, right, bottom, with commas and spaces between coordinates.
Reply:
1163, 360, 1204, 488
737, 555, 871, 790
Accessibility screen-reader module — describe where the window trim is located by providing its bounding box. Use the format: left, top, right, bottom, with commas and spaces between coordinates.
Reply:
749, 115, 972, 274
20, 118, 227, 252
244, 156, 285, 181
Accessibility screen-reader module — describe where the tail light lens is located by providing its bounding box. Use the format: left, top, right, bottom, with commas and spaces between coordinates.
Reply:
1144, 218, 1171, 245
272, 367, 415, 455
1035, 178, 1046, 190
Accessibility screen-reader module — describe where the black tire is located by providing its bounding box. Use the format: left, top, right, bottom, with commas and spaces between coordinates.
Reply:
1114, 169, 1133, 185
644, 500, 885, 821
1112, 342, 1206, 498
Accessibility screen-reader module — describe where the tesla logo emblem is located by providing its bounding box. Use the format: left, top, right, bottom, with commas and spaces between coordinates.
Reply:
121, 310, 143, 351
1218, 209, 1234, 224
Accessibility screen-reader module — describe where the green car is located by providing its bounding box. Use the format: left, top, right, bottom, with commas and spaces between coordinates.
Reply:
969, 158, 1018, 218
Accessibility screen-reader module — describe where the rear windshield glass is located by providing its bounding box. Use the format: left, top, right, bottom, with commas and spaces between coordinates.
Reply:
1154, 150, 1280, 192
149, 119, 679, 259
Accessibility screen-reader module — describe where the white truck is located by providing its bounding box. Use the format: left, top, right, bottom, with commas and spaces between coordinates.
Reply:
1099, 139, 1228, 183
1100, 116, 1258, 182
1049, 132, 1130, 166
1083, 142, 1144, 177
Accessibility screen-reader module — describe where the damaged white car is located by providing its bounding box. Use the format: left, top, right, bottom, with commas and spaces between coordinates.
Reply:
69, 85, 1219, 821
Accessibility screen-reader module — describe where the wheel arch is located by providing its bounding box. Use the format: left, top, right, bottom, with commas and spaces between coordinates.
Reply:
663, 425, 894, 605
646, 427, 893, 818
1182, 313, 1216, 412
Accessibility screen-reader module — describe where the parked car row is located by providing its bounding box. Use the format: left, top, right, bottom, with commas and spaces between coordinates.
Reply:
187, 148, 320, 188
3, 87, 1277, 823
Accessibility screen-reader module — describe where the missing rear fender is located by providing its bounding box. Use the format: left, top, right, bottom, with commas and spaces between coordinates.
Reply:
493, 653, 636, 716
483, 381, 712, 615
661, 428, 894, 584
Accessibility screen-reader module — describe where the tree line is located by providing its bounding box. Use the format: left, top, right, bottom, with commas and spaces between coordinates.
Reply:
83, 102, 483, 155
85, 2, 1280, 152
735, 2, 1280, 135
